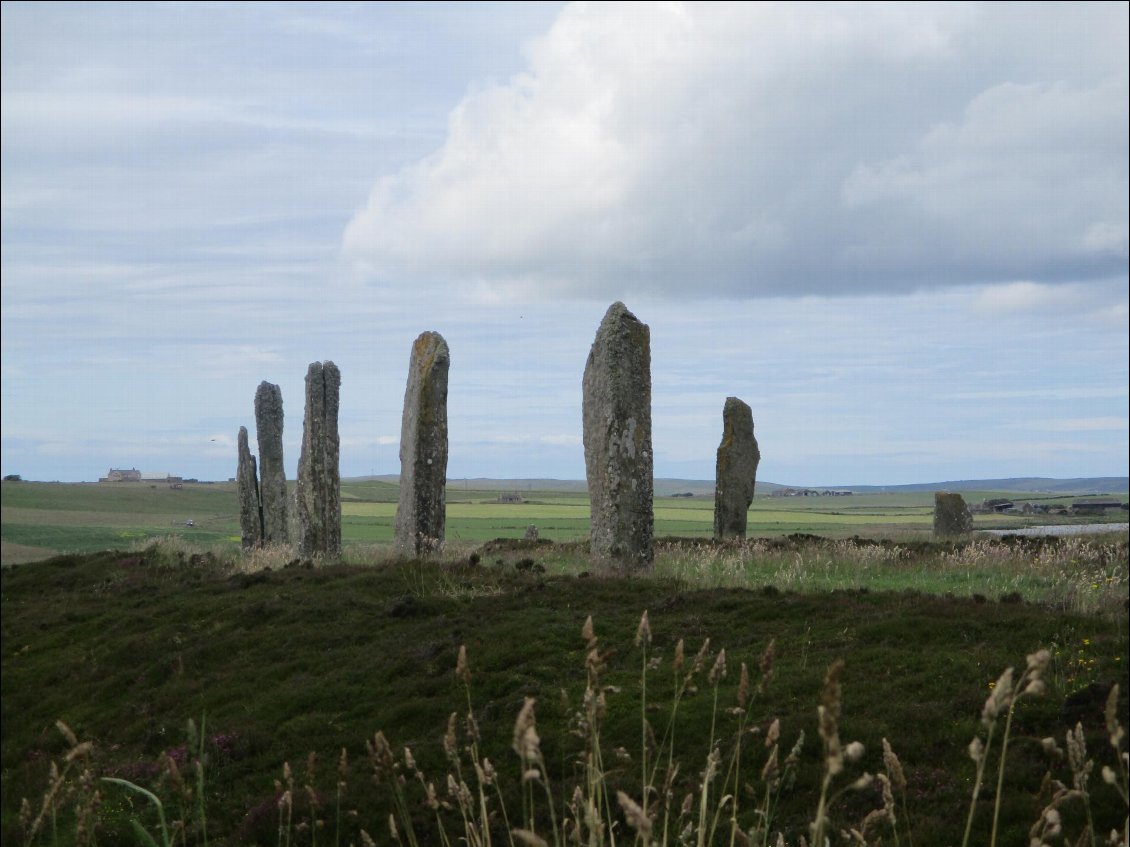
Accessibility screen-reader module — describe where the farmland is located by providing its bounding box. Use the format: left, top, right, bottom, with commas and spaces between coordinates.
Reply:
2, 478, 1127, 845
3, 478, 1125, 565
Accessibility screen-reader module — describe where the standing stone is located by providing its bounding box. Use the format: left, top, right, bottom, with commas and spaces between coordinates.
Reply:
524, 525, 539, 542
934, 492, 974, 537
714, 397, 760, 540
236, 426, 262, 550
582, 302, 654, 569
254, 382, 289, 544
395, 332, 450, 557
296, 361, 342, 557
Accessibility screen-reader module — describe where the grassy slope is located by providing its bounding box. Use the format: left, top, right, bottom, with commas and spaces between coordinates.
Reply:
2, 544, 1127, 845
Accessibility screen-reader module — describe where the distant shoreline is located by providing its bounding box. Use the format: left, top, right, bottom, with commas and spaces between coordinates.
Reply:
980, 523, 1129, 537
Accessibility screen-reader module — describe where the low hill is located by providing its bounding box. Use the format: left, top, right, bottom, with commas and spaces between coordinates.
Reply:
842, 477, 1129, 495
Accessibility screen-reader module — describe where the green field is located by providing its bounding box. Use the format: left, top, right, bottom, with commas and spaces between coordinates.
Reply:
3, 480, 1124, 565
2, 479, 1128, 845
2, 538, 1127, 846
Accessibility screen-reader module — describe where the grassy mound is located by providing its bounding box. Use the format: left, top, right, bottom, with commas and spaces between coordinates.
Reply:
2, 536, 1127, 845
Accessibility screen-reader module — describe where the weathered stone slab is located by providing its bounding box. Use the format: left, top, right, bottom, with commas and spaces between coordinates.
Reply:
714, 397, 760, 540
296, 361, 342, 557
394, 332, 450, 557
934, 491, 973, 537
236, 426, 262, 550
254, 381, 289, 544
582, 302, 654, 569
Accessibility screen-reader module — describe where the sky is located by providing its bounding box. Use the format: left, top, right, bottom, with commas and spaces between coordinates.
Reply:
1, 1, 1127, 486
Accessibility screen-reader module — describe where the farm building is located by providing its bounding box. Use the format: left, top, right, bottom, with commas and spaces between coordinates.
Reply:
497, 492, 524, 504
99, 469, 184, 484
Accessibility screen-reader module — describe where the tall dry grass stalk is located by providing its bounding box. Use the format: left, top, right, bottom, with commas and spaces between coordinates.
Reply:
18, 616, 1129, 846
652, 536, 1128, 616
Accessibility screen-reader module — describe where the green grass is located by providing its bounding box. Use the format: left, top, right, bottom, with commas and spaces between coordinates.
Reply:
6, 481, 1125, 565
2, 535, 1127, 845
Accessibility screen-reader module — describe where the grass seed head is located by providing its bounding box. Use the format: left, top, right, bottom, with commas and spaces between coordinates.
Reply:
761, 745, 780, 783
760, 638, 777, 680
709, 648, 727, 686
368, 733, 395, 776
878, 772, 896, 817
881, 738, 906, 790
1027, 649, 1051, 675
64, 742, 93, 762
513, 829, 549, 847
968, 736, 984, 763
635, 610, 651, 647
55, 721, 78, 748
617, 790, 653, 837
849, 772, 874, 791
443, 712, 458, 762
982, 667, 1015, 725
513, 697, 541, 762
766, 718, 780, 748
821, 660, 844, 722
1105, 683, 1124, 747
456, 644, 471, 685
738, 662, 750, 708
691, 638, 711, 677
673, 638, 685, 673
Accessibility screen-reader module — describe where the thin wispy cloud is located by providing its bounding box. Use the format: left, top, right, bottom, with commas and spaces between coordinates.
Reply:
1, 3, 1126, 486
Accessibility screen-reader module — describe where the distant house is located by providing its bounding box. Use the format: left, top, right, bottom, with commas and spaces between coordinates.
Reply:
498, 492, 524, 504
101, 468, 141, 482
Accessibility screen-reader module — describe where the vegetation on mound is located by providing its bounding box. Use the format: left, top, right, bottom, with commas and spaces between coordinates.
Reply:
2, 537, 1127, 845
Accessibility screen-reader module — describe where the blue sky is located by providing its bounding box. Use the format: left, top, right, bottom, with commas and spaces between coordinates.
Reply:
2, 2, 1127, 485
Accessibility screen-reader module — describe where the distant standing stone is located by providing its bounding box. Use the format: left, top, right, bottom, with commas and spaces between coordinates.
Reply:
254, 381, 289, 544
395, 332, 450, 557
236, 426, 262, 550
714, 397, 760, 540
934, 492, 974, 537
582, 302, 654, 569
296, 361, 342, 557
524, 525, 539, 541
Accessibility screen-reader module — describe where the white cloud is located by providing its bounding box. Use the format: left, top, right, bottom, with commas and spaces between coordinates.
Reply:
344, 2, 1128, 299
971, 281, 1089, 316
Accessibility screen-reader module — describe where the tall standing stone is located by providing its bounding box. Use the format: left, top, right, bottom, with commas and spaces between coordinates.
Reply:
236, 426, 262, 550
395, 332, 450, 557
582, 302, 654, 569
714, 397, 760, 541
297, 361, 342, 557
934, 492, 974, 537
254, 382, 289, 544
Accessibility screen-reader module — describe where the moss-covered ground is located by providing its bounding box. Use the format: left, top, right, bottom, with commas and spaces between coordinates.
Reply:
2, 535, 1127, 845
